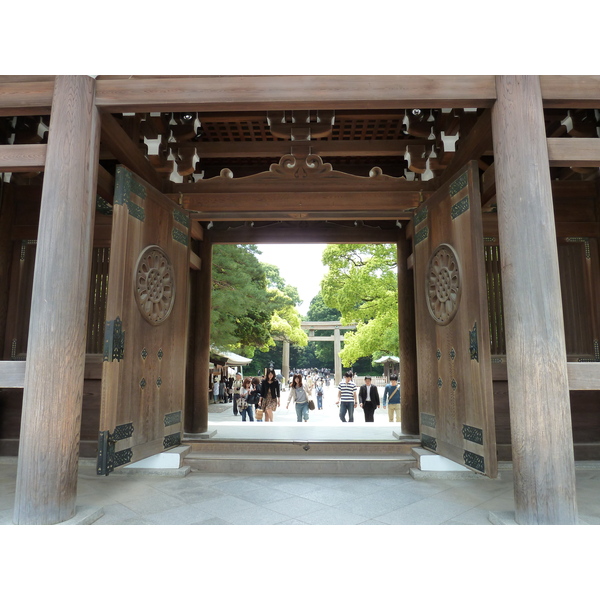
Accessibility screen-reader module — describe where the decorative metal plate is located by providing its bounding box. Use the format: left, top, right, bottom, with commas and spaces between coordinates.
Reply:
422, 434, 438, 451
134, 245, 176, 326
426, 243, 462, 326
103, 317, 125, 362
449, 171, 468, 197
451, 195, 470, 219
115, 166, 147, 222
469, 322, 479, 361
414, 206, 428, 227
172, 227, 188, 247
164, 432, 181, 450
415, 226, 429, 246
463, 424, 483, 445
437, 377, 443, 389
164, 411, 182, 427
173, 209, 190, 229
464, 450, 485, 473
421, 413, 436, 428
156, 377, 162, 388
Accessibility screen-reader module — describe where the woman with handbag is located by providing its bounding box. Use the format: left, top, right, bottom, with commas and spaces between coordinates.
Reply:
286, 373, 313, 423
237, 377, 254, 422
259, 368, 280, 422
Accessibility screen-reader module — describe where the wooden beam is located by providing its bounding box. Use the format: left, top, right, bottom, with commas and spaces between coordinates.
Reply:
0, 360, 26, 387
547, 138, 600, 167
540, 75, 600, 109
190, 221, 204, 241
0, 80, 54, 116
182, 139, 430, 158
178, 191, 425, 217
209, 223, 401, 244
0, 144, 46, 172
100, 112, 163, 190
96, 164, 115, 203
189, 250, 201, 270
95, 76, 497, 112
567, 363, 600, 390
191, 209, 415, 222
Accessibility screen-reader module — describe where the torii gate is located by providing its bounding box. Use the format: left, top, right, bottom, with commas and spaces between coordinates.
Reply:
281, 321, 356, 384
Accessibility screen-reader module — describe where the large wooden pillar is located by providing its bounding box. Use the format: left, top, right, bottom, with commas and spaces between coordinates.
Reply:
13, 76, 100, 524
492, 75, 578, 524
191, 233, 213, 433
397, 228, 419, 435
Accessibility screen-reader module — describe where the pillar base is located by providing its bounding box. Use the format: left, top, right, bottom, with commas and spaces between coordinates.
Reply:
488, 511, 589, 525
56, 506, 104, 525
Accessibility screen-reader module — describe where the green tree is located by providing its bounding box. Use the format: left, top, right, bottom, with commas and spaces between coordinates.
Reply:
321, 243, 399, 366
211, 244, 274, 356
244, 261, 307, 372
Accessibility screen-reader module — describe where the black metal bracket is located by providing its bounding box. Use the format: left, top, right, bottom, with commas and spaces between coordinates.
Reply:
97, 422, 134, 476
103, 317, 125, 362
469, 322, 479, 362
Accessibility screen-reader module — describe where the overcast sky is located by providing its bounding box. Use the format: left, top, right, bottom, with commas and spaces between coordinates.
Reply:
254, 244, 329, 316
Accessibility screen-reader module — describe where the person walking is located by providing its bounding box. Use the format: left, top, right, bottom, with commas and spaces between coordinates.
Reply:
237, 377, 254, 422
337, 371, 358, 422
287, 373, 312, 422
250, 376, 263, 421
259, 368, 281, 422
358, 375, 380, 422
383, 374, 401, 423
212, 377, 220, 404
232, 372, 242, 417
315, 379, 324, 410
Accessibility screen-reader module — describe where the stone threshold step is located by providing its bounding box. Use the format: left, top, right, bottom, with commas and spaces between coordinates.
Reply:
186, 453, 416, 461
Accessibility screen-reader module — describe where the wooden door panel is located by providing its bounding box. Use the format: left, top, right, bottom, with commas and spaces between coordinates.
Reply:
97, 166, 190, 475
413, 161, 497, 477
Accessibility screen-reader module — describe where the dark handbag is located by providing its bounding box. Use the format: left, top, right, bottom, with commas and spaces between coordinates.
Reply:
308, 399, 315, 410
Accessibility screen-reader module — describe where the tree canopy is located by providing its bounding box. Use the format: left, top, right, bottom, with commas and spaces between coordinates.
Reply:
210, 246, 306, 361
320, 243, 399, 366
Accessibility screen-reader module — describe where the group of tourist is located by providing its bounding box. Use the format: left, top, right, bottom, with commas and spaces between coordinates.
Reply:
222, 369, 402, 425
336, 371, 401, 423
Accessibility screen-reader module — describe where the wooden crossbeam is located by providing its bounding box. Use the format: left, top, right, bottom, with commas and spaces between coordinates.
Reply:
547, 138, 600, 167
0, 80, 54, 116
95, 76, 498, 112
0, 76, 599, 115
0, 143, 46, 172
0, 360, 26, 388
209, 223, 401, 243
175, 190, 425, 220
540, 76, 600, 109
181, 139, 427, 158
100, 112, 163, 190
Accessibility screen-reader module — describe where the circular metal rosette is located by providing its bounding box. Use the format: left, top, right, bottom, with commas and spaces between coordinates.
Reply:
426, 243, 462, 326
134, 245, 176, 325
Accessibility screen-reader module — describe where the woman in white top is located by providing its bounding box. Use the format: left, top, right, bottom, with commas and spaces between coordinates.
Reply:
287, 373, 313, 422
237, 377, 254, 422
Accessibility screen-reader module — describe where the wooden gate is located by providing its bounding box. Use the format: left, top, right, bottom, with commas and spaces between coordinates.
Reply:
97, 166, 190, 475
412, 161, 497, 477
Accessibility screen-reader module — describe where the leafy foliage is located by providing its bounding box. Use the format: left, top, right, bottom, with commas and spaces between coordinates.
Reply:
211, 248, 307, 365
321, 243, 399, 366
210, 245, 273, 356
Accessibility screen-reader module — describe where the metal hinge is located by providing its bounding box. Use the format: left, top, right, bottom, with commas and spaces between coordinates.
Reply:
97, 422, 134, 476
103, 317, 125, 362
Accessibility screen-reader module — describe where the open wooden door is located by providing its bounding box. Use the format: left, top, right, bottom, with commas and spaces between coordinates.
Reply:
97, 166, 190, 475
412, 161, 497, 477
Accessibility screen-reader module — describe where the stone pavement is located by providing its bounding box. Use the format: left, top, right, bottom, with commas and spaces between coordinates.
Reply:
0, 385, 599, 526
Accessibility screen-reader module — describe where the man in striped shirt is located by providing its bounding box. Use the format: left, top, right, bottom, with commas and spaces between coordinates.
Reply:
337, 371, 358, 422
